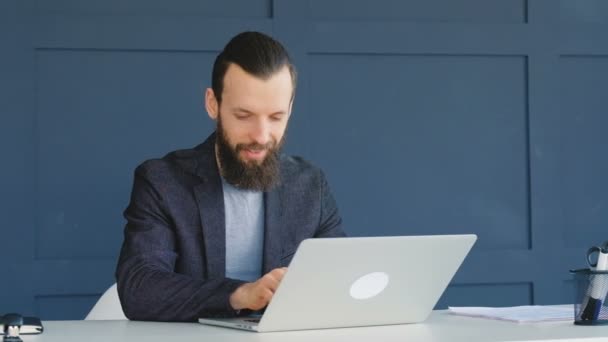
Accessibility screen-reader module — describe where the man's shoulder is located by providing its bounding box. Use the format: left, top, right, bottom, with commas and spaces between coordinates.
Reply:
134, 133, 215, 177
134, 143, 208, 180
279, 154, 325, 182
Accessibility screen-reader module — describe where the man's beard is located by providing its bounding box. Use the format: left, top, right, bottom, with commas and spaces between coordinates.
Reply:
215, 116, 283, 191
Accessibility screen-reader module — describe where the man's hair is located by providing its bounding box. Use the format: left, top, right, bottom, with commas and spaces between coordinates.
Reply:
211, 31, 297, 103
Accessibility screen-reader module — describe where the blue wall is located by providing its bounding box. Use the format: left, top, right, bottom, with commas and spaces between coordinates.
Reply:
1, 0, 608, 319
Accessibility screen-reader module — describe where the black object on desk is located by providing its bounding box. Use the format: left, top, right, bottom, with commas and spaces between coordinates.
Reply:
2, 313, 23, 342
1, 313, 44, 342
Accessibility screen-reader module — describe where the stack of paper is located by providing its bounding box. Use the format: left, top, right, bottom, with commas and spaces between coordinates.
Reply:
448, 305, 573, 323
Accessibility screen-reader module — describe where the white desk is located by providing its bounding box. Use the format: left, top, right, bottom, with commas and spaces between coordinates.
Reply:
24, 311, 608, 342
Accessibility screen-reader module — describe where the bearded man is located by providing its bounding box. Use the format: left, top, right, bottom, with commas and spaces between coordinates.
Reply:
115, 31, 345, 322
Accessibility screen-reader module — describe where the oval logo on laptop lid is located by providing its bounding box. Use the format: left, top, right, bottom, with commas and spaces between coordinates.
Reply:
349, 272, 390, 300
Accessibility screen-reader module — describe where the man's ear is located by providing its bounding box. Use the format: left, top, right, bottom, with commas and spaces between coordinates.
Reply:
205, 88, 219, 120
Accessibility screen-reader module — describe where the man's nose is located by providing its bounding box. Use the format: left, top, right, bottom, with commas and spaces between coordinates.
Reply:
250, 120, 271, 146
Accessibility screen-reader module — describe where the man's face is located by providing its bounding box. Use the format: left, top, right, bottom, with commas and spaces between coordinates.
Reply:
205, 63, 293, 190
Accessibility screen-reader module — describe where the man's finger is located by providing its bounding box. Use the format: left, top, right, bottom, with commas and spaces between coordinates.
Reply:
259, 274, 281, 292
270, 267, 287, 280
255, 287, 273, 302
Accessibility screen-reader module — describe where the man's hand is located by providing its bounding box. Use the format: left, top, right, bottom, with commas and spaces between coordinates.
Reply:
229, 267, 288, 311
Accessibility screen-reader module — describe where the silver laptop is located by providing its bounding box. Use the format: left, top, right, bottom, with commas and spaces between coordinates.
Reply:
199, 234, 477, 332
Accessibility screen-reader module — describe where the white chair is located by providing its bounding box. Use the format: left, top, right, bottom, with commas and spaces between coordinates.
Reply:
85, 283, 127, 320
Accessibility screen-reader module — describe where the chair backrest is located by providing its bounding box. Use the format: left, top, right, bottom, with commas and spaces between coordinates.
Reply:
85, 283, 127, 320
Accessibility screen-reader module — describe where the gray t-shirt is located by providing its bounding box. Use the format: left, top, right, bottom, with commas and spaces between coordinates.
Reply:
222, 178, 264, 282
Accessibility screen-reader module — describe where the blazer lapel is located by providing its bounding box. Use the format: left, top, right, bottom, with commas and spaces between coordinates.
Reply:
192, 133, 226, 279
263, 184, 285, 274
193, 182, 225, 279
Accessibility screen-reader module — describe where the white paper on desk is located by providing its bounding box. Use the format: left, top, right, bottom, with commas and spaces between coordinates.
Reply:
448, 305, 573, 323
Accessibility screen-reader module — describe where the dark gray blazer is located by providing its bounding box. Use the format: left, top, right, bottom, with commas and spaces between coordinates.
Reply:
116, 133, 345, 322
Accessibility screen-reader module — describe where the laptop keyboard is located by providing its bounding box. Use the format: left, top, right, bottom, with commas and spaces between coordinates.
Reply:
244, 318, 261, 323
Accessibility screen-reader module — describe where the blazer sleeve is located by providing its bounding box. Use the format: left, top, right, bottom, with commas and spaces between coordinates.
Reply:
314, 170, 347, 238
115, 165, 246, 322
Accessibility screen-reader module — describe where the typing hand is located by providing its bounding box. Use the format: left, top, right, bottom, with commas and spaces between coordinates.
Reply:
229, 267, 288, 311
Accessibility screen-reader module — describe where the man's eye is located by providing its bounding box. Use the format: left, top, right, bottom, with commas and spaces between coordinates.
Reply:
235, 113, 250, 120
270, 116, 283, 122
